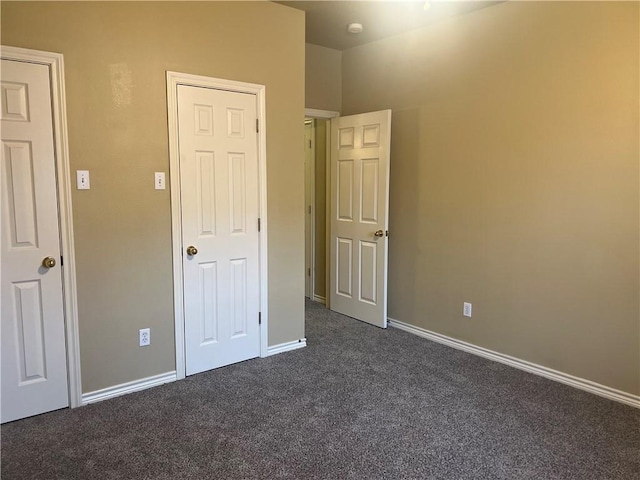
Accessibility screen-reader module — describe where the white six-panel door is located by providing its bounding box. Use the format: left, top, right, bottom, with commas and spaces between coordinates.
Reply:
1, 59, 69, 422
177, 85, 260, 375
330, 110, 392, 328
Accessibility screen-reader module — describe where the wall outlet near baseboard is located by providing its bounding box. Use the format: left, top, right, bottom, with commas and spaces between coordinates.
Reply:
139, 328, 150, 346
463, 302, 472, 317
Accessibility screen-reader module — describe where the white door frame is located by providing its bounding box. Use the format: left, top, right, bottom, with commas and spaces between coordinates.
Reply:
167, 71, 268, 380
304, 108, 340, 120
1, 46, 82, 408
304, 109, 339, 307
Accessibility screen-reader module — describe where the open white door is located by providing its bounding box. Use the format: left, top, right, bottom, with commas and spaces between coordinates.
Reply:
177, 84, 261, 376
1, 58, 69, 422
329, 110, 391, 328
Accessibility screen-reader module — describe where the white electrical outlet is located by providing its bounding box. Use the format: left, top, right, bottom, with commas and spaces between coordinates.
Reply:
76, 170, 90, 190
463, 302, 472, 317
154, 172, 166, 190
139, 328, 150, 346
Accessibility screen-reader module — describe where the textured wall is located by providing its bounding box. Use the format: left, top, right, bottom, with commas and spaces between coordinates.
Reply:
342, 2, 639, 394
2, 1, 305, 393
305, 43, 342, 113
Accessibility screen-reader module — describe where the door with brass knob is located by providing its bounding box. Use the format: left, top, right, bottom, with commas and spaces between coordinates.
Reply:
330, 109, 392, 329
177, 82, 261, 377
1, 55, 70, 423
42, 257, 57, 268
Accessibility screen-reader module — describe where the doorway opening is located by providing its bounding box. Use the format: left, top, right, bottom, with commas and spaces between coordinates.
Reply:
303, 108, 392, 328
303, 109, 339, 306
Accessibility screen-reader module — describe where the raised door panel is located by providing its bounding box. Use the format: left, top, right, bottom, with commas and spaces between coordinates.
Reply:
337, 160, 354, 221
194, 104, 213, 136
230, 258, 248, 338
198, 262, 218, 345
1, 81, 29, 121
3, 141, 38, 247
362, 124, 380, 147
229, 153, 247, 235
196, 151, 217, 237
336, 238, 353, 298
227, 108, 245, 138
339, 127, 354, 149
12, 280, 47, 383
358, 241, 377, 305
360, 158, 379, 224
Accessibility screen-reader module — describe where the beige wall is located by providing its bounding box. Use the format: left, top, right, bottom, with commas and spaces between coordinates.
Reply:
342, 2, 640, 394
305, 43, 342, 112
1, 1, 305, 393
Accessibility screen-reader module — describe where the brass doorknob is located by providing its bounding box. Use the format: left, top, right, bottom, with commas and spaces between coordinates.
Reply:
374, 230, 384, 238
42, 256, 56, 268
186, 246, 198, 256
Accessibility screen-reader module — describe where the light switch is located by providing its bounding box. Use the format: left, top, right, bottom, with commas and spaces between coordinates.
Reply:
76, 170, 90, 190
155, 172, 166, 190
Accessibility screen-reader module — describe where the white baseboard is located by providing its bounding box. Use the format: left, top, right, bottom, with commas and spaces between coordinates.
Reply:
82, 371, 177, 405
266, 338, 307, 357
313, 294, 326, 304
388, 318, 640, 409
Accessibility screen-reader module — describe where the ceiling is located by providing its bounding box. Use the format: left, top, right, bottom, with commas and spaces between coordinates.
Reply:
277, 1, 500, 51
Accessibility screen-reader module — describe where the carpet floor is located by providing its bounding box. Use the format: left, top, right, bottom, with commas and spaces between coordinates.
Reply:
2, 300, 639, 479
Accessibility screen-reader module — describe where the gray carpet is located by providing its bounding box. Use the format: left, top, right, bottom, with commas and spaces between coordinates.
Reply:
2, 300, 639, 479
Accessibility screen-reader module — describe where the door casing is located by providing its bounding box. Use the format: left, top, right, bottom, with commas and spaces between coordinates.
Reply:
1, 45, 82, 408
166, 71, 268, 380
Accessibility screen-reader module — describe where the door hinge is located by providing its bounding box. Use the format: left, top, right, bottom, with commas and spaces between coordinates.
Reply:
308, 205, 311, 214
308, 267, 311, 276
258, 312, 262, 325
308, 139, 312, 149
60, 255, 64, 266
256, 118, 259, 133
258, 217, 261, 232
